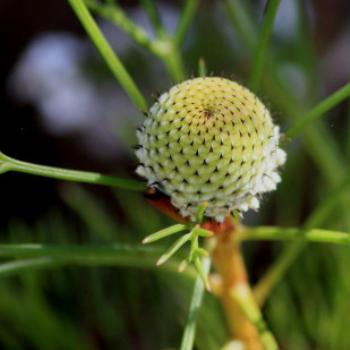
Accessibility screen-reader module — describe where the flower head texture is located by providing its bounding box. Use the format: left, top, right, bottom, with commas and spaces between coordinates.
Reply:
135, 77, 286, 222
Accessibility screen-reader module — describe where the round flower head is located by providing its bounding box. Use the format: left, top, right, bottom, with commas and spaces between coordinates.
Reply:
135, 77, 286, 222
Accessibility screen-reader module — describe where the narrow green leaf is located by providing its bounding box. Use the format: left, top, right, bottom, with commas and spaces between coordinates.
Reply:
0, 258, 58, 277
141, 0, 166, 38
286, 82, 350, 138
224, 0, 256, 51
0, 243, 196, 279
198, 58, 207, 77
232, 284, 278, 350
243, 226, 350, 246
249, 0, 281, 91
175, 0, 199, 46
68, 0, 148, 111
193, 227, 213, 238
142, 224, 188, 244
157, 233, 191, 266
195, 202, 208, 223
180, 257, 210, 350
193, 257, 210, 290
1, 152, 145, 191
85, 0, 162, 55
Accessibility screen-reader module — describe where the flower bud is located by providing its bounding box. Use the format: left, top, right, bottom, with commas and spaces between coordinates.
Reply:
136, 77, 286, 222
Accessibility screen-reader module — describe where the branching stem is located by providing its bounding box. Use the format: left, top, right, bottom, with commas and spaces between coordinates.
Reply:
249, 0, 281, 91
179, 257, 211, 350
0, 151, 145, 191
68, 0, 148, 111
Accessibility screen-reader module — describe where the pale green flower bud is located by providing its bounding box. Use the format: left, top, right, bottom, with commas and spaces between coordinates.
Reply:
136, 77, 286, 222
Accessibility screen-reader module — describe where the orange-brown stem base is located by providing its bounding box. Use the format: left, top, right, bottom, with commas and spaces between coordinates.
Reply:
212, 219, 263, 350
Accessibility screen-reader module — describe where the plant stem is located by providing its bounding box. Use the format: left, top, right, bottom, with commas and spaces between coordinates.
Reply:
253, 242, 303, 307
0, 152, 145, 191
162, 47, 186, 82
142, 224, 188, 244
141, 0, 166, 38
253, 174, 350, 306
180, 257, 211, 350
85, 0, 185, 82
249, 0, 281, 92
0, 257, 58, 277
175, 0, 199, 46
0, 243, 195, 279
198, 58, 207, 77
286, 82, 350, 138
232, 284, 278, 350
68, 0, 148, 112
212, 221, 274, 349
242, 226, 350, 245
84, 0, 162, 55
306, 175, 350, 227
224, 0, 256, 51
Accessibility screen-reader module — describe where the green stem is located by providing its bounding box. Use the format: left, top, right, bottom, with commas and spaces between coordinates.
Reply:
242, 226, 350, 245
198, 58, 207, 77
347, 99, 350, 158
249, 0, 281, 91
232, 284, 278, 350
253, 174, 350, 305
175, 0, 199, 46
286, 82, 350, 138
224, 0, 256, 51
85, 0, 163, 55
141, 0, 166, 38
68, 0, 148, 111
0, 257, 59, 277
253, 242, 303, 307
0, 243, 195, 278
142, 224, 188, 244
162, 47, 186, 82
306, 175, 350, 228
0, 152, 145, 191
179, 257, 210, 350
84, 0, 185, 82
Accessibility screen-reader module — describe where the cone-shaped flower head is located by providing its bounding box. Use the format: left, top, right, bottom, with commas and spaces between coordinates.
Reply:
136, 77, 286, 222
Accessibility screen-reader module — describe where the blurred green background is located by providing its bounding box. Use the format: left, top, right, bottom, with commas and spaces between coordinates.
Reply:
1, 0, 350, 349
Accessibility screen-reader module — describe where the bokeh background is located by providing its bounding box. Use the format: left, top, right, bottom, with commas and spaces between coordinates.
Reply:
1, 1, 350, 349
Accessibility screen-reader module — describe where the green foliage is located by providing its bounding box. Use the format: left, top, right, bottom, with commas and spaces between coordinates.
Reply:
2, 0, 350, 349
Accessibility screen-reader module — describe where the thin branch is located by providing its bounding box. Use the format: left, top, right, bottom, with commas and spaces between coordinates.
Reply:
175, 0, 199, 46
198, 58, 207, 77
223, 0, 256, 51
141, 0, 166, 38
84, 0, 163, 56
306, 175, 350, 228
84, 0, 185, 82
68, 0, 148, 111
232, 284, 279, 350
253, 174, 350, 305
0, 243, 195, 279
253, 242, 303, 307
180, 257, 210, 350
247, 224, 350, 304
162, 49, 186, 82
286, 82, 350, 139
0, 151, 145, 191
242, 226, 350, 245
0, 258, 59, 277
249, 0, 280, 91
